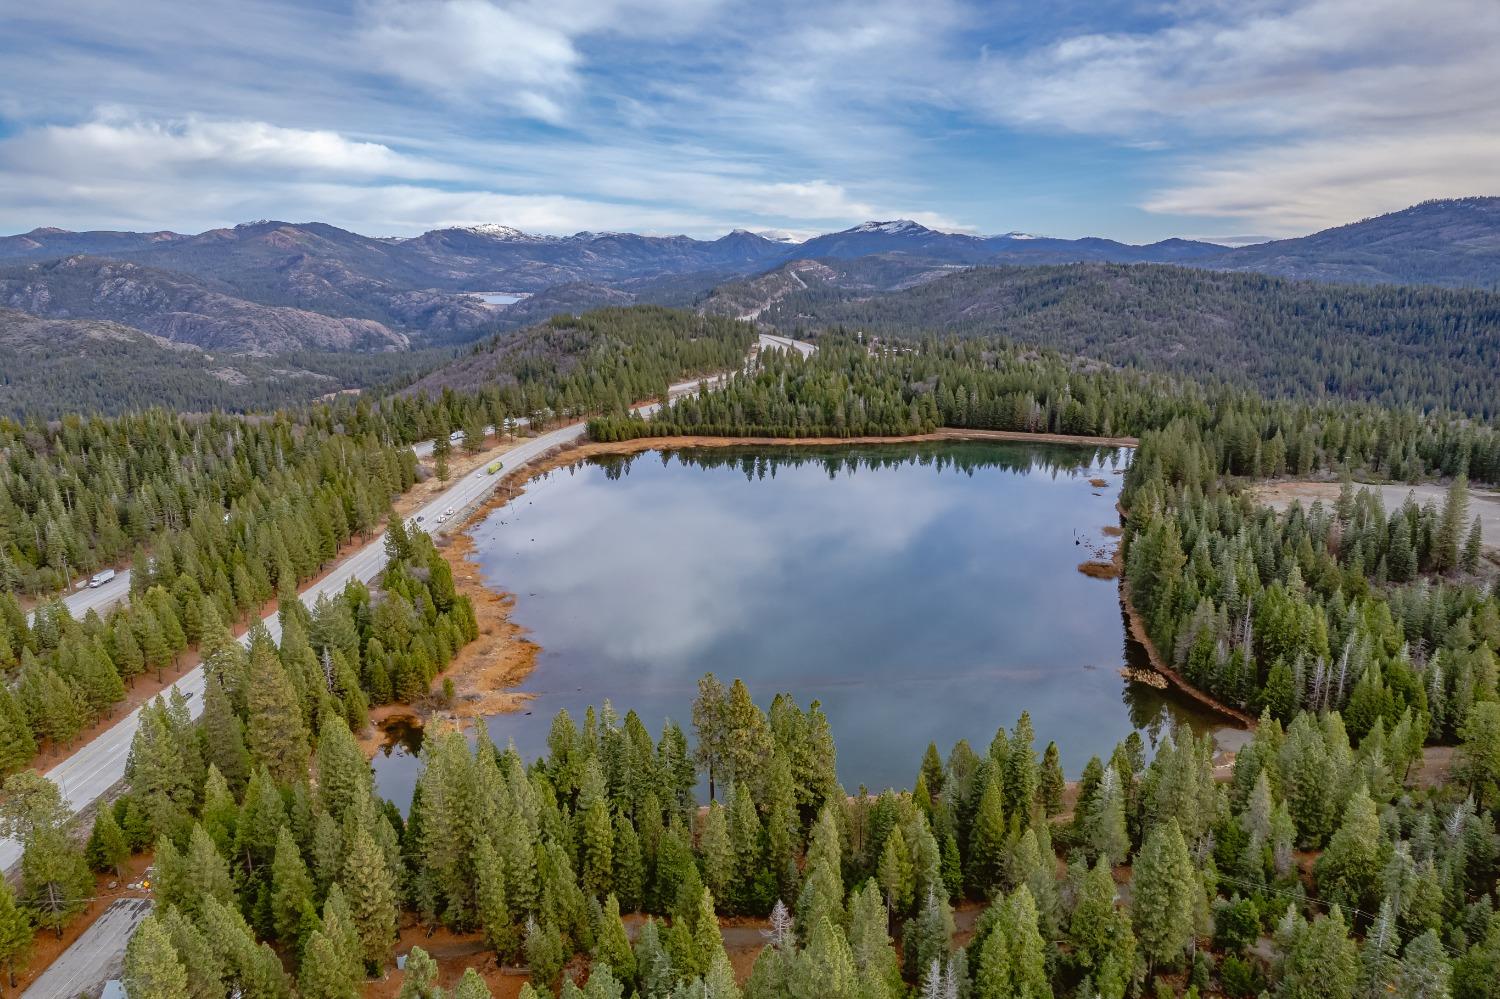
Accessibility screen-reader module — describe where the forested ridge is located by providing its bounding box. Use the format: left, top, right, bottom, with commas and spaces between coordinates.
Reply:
733, 264, 1500, 416
590, 338, 1500, 487
0, 308, 758, 777
0, 309, 454, 420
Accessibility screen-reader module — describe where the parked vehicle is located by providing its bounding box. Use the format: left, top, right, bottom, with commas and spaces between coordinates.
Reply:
88, 568, 117, 588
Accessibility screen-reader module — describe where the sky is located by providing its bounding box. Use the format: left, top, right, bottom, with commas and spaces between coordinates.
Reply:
1, 0, 1496, 243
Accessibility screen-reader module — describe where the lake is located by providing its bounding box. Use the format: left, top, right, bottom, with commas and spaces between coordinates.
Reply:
372, 441, 1234, 809
467, 291, 526, 305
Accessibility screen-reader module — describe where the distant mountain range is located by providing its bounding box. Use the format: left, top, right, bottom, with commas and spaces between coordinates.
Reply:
2, 197, 1498, 414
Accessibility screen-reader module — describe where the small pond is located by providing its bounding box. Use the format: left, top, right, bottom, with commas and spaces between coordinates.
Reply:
467, 291, 526, 305
373, 442, 1237, 809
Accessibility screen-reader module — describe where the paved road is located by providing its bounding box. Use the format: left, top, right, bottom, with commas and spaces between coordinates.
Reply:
21, 897, 151, 999
2, 336, 810, 874
759, 333, 816, 358
33, 334, 812, 622
28, 572, 135, 628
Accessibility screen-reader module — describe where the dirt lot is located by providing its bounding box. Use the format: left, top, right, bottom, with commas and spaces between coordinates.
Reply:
1250, 479, 1500, 555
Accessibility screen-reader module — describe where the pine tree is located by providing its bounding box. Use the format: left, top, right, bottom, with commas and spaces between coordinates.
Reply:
343, 823, 399, 973
85, 806, 131, 876
181, 824, 236, 914
634, 917, 676, 998
199, 675, 249, 792
1437, 475, 1469, 572
159, 906, 224, 999
1039, 742, 1065, 816
234, 765, 289, 876
1395, 928, 1451, 999
124, 697, 194, 840
967, 769, 1007, 895
0, 878, 33, 990
19, 829, 92, 937
124, 912, 190, 999
688, 886, 727, 979
1068, 859, 1136, 985
244, 627, 310, 784
579, 794, 614, 900
975, 886, 1050, 999
700, 800, 734, 904
611, 812, 644, 913
0, 685, 37, 774
789, 916, 859, 999
475, 837, 515, 960
300, 929, 361, 999
321, 884, 366, 991
524, 917, 567, 994
271, 825, 315, 944
1316, 785, 1383, 916
1459, 701, 1500, 809
1004, 713, 1039, 817
592, 894, 636, 987
315, 715, 374, 823
764, 752, 800, 901
701, 950, 742, 999
903, 887, 954, 982
1276, 908, 1358, 999
398, 946, 440, 999
1131, 818, 1198, 971
878, 824, 915, 915
692, 674, 730, 800
1084, 765, 1130, 867
722, 679, 773, 798
1461, 517, 1484, 573
454, 968, 494, 999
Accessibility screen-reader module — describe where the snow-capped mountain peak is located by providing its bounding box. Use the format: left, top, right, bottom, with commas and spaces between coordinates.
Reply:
460, 223, 547, 241
993, 231, 1042, 240
753, 229, 805, 244
849, 219, 930, 235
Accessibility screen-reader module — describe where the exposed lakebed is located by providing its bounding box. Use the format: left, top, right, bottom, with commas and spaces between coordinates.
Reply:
373, 441, 1233, 809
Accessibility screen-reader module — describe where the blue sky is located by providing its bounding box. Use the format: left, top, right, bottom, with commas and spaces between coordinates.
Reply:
0, 0, 1495, 242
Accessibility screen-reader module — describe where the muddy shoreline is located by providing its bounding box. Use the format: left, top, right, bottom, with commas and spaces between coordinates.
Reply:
375, 427, 1150, 751
1112, 506, 1257, 729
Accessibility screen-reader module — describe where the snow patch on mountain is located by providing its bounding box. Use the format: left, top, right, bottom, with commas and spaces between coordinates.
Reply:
460, 224, 554, 241
849, 220, 930, 235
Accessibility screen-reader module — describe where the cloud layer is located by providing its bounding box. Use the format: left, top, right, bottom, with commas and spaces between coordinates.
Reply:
0, 0, 1494, 238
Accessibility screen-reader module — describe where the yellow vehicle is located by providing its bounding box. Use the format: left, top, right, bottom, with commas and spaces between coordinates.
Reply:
485, 461, 503, 475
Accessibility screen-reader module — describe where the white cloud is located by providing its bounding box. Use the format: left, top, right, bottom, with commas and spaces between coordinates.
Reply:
2, 114, 467, 183
355, 1, 580, 121
1144, 130, 1500, 235
978, 0, 1500, 137
975, 0, 1500, 232
354, 0, 724, 121
0, 110, 953, 236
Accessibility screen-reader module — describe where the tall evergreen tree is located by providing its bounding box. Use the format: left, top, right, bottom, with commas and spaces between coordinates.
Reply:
124, 912, 190, 999
1131, 819, 1198, 971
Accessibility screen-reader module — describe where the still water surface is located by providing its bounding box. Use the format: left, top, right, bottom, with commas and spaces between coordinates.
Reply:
372, 442, 1232, 809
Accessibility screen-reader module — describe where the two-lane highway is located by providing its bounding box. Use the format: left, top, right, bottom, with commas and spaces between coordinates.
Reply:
2, 335, 811, 872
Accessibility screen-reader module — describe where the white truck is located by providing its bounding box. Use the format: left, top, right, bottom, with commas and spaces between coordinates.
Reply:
88, 568, 117, 588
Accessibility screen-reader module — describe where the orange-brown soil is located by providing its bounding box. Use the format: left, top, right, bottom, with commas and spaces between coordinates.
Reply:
6, 851, 154, 995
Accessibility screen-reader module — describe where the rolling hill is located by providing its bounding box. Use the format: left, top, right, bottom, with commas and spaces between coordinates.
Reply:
0, 255, 408, 353
707, 260, 1500, 415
